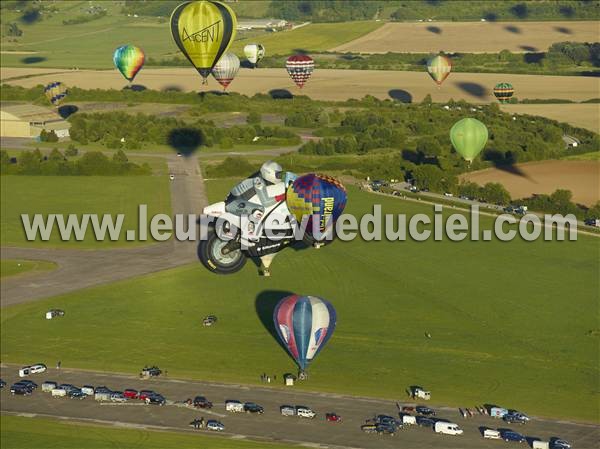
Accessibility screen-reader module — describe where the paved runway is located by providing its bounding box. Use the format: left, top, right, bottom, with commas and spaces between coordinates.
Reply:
1, 365, 597, 449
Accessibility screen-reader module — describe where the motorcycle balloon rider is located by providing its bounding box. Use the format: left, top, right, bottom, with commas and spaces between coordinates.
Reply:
224, 161, 296, 276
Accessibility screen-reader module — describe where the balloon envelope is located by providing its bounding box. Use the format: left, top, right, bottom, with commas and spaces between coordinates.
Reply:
450, 118, 488, 162
44, 81, 68, 106
170, 0, 237, 81
273, 295, 336, 371
113, 45, 145, 82
493, 82, 514, 103
286, 174, 347, 240
243, 43, 265, 65
427, 54, 452, 86
286, 54, 314, 88
211, 52, 240, 88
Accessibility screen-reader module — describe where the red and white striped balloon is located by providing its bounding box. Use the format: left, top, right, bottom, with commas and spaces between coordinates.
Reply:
211, 52, 240, 89
286, 54, 314, 89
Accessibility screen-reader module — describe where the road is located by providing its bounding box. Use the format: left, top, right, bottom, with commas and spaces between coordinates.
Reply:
1, 365, 597, 449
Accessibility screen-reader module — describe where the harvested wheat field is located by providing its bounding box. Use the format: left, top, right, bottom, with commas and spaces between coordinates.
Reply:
501, 104, 600, 133
3, 67, 599, 105
332, 21, 600, 54
462, 161, 600, 206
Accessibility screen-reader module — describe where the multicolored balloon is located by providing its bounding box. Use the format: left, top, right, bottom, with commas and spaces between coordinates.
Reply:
273, 294, 337, 372
286, 54, 314, 89
286, 174, 347, 240
450, 118, 488, 163
493, 82, 514, 103
44, 81, 68, 106
113, 45, 145, 82
211, 52, 240, 89
427, 54, 452, 86
244, 43, 265, 66
170, 1, 237, 83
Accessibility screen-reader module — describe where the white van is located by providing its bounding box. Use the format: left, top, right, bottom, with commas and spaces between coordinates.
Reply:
402, 415, 416, 425
42, 381, 58, 392
51, 387, 67, 397
483, 429, 501, 439
18, 366, 31, 377
94, 391, 111, 402
296, 406, 316, 419
434, 422, 463, 435
225, 400, 244, 413
532, 441, 550, 449
280, 405, 295, 416
81, 385, 95, 396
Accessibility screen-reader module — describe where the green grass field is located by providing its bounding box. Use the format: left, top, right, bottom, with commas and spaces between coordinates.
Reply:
0, 415, 298, 449
1, 182, 598, 421
562, 151, 600, 161
0, 175, 171, 248
0, 259, 56, 278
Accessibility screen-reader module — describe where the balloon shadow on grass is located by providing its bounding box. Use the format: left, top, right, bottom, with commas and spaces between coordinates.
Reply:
167, 128, 204, 156
483, 12, 498, 22
21, 56, 46, 64
255, 290, 295, 355
519, 45, 538, 52
123, 84, 147, 92
388, 89, 413, 103
484, 150, 533, 181
504, 25, 521, 34
21, 8, 41, 24
269, 89, 294, 100
523, 52, 545, 64
57, 105, 78, 119
454, 81, 488, 99
162, 85, 183, 92
426, 26, 442, 34
554, 26, 572, 34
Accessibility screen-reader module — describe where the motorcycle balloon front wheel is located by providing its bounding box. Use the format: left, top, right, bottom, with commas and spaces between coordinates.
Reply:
198, 230, 247, 274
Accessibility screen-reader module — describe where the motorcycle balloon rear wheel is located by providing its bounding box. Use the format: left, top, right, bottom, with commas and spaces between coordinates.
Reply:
198, 230, 247, 274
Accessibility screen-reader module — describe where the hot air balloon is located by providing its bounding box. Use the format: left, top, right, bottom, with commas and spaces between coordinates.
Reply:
426, 54, 452, 87
170, 0, 237, 84
493, 82, 514, 103
243, 43, 265, 67
286, 174, 347, 241
450, 118, 488, 163
113, 45, 145, 82
211, 52, 240, 89
286, 54, 314, 89
44, 81, 68, 106
273, 294, 336, 373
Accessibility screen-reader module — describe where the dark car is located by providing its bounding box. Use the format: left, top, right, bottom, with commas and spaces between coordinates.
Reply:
415, 405, 435, 416
376, 423, 396, 435
243, 402, 264, 414
138, 390, 155, 401
550, 438, 572, 449
503, 413, 527, 424
14, 380, 37, 392
500, 430, 526, 443
95, 386, 111, 394
376, 415, 398, 426
68, 389, 86, 399
10, 385, 31, 395
0, 379, 6, 389
58, 384, 76, 393
146, 393, 166, 405
415, 416, 435, 428
193, 396, 213, 409
141, 366, 161, 377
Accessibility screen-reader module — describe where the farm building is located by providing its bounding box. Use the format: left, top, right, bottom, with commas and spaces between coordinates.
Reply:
0, 104, 70, 138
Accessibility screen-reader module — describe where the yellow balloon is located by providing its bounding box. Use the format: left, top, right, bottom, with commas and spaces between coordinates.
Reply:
170, 1, 237, 81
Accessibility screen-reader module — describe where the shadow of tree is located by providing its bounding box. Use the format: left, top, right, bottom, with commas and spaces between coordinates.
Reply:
519, 45, 538, 52
554, 25, 572, 34
162, 85, 183, 92
523, 53, 545, 64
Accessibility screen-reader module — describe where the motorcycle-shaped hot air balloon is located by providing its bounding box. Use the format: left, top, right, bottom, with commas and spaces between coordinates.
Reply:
450, 118, 488, 163
493, 82, 514, 103
286, 54, 314, 89
243, 43, 265, 68
44, 81, 68, 106
211, 51, 240, 89
273, 294, 336, 376
113, 45, 145, 83
199, 173, 347, 275
170, 0, 237, 85
426, 54, 452, 87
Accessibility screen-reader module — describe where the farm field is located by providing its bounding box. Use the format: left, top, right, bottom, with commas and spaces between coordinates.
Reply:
0, 415, 296, 449
332, 21, 600, 53
0, 176, 171, 248
0, 259, 56, 278
2, 67, 598, 106
501, 103, 600, 132
1, 183, 598, 421
461, 160, 600, 206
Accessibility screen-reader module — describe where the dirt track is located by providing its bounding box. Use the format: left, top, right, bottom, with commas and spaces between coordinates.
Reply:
332, 21, 600, 53
461, 160, 600, 205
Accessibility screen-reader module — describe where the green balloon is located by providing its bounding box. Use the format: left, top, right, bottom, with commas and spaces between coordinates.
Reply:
450, 118, 488, 163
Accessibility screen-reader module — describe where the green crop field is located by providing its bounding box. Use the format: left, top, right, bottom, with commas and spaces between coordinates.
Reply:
0, 415, 298, 449
1, 182, 598, 421
0, 175, 171, 248
0, 259, 56, 278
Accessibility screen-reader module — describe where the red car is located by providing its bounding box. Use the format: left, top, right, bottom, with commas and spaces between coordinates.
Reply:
326, 413, 342, 422
138, 390, 155, 401
401, 406, 415, 413
123, 389, 138, 399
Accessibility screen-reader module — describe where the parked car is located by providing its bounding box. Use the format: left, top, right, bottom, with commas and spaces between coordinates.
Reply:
416, 416, 435, 428
206, 420, 225, 431
325, 413, 342, 422
138, 390, 155, 401
94, 391, 112, 401
202, 315, 218, 326
46, 309, 65, 320
81, 385, 95, 396
280, 405, 296, 416
95, 386, 111, 394
58, 384, 77, 393
444, 192, 454, 197
11, 385, 31, 395
507, 410, 530, 421
68, 389, 86, 400
15, 380, 37, 392
146, 393, 166, 405
52, 387, 67, 397
110, 392, 127, 402
140, 366, 161, 378
169, 174, 175, 181
243, 402, 264, 414
584, 218, 600, 227
501, 430, 526, 443
19, 364, 46, 377
193, 396, 213, 409
376, 415, 398, 426
503, 413, 527, 424
123, 389, 138, 399
376, 423, 397, 435
41, 381, 58, 392
401, 405, 415, 413
0, 379, 6, 389
225, 400, 244, 413
434, 421, 463, 435
550, 438, 572, 449
296, 406, 316, 419
483, 429, 501, 439
400, 414, 416, 425
415, 405, 435, 416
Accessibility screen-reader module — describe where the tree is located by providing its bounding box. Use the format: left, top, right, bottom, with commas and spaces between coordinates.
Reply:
481, 182, 511, 205
220, 137, 234, 149
247, 111, 261, 125
112, 149, 128, 164
65, 144, 78, 157
40, 129, 58, 142
420, 94, 432, 106
416, 136, 442, 157
48, 148, 63, 161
